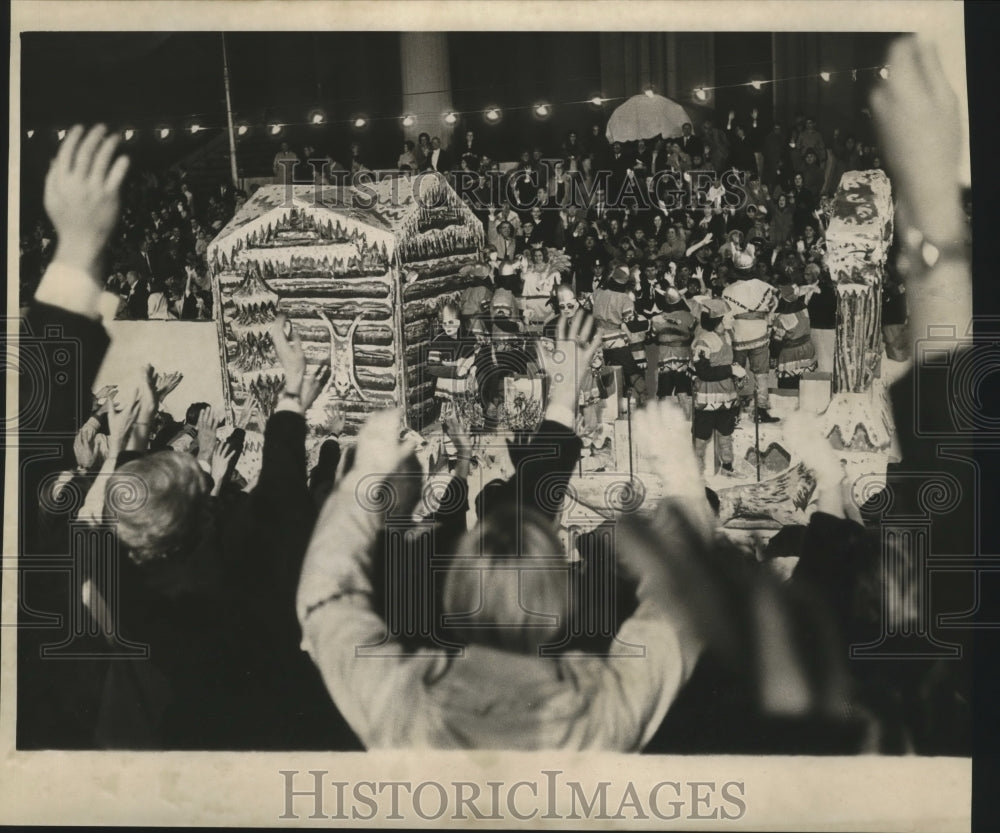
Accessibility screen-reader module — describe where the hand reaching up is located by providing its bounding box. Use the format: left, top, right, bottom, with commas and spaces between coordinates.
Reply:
195, 406, 219, 463
154, 370, 183, 402
443, 413, 472, 456
271, 314, 307, 394
44, 124, 130, 276
326, 405, 347, 437
870, 36, 963, 237
93, 384, 118, 416
106, 389, 141, 456
209, 441, 237, 496
352, 409, 420, 478
537, 311, 602, 418
782, 409, 847, 517
301, 364, 332, 411
634, 397, 703, 501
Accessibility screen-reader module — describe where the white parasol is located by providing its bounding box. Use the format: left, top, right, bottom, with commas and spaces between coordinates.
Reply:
605, 93, 693, 143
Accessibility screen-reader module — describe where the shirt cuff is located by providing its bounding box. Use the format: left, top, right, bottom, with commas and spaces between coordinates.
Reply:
544, 403, 577, 430
33, 261, 103, 320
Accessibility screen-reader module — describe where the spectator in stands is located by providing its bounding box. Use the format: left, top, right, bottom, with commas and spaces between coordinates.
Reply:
676, 122, 699, 157
800, 148, 826, 197
726, 113, 757, 175
794, 116, 827, 168
121, 269, 149, 320
455, 130, 481, 170
702, 118, 730, 173
520, 247, 560, 326
398, 140, 417, 172
273, 141, 299, 184
425, 137, 450, 173
767, 192, 794, 248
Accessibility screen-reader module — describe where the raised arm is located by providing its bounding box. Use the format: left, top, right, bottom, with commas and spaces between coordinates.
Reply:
513, 311, 601, 520
251, 315, 332, 584
22, 125, 130, 492
870, 36, 970, 356
580, 398, 720, 750
296, 410, 431, 745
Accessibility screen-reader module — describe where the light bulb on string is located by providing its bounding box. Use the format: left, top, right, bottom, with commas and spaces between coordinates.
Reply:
590, 96, 604, 106
484, 108, 501, 123
236, 122, 250, 137
353, 116, 368, 129
694, 88, 708, 101
443, 112, 458, 125
189, 123, 204, 134
749, 80, 764, 91
123, 128, 135, 142
820, 71, 831, 82
402, 114, 416, 127
158, 127, 172, 140
26, 129, 34, 139
534, 103, 550, 118
878, 66, 890, 79
57, 128, 67, 141
644, 87, 655, 98
309, 108, 326, 125
269, 123, 283, 136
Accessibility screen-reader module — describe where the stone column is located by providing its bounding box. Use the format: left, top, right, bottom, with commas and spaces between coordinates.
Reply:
399, 32, 454, 145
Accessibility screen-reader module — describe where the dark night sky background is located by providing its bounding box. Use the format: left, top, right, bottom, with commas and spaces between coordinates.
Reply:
17, 30, 888, 221
19, 32, 607, 169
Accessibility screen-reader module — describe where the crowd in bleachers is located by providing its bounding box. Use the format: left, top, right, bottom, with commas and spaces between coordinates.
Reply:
17, 38, 973, 756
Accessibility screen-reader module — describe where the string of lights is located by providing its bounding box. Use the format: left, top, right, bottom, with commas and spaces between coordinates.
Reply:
24, 64, 888, 142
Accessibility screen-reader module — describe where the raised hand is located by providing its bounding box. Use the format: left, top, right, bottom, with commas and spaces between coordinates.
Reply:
634, 397, 703, 498
93, 384, 118, 416
136, 364, 159, 421
271, 313, 307, 395
326, 405, 347, 437
538, 310, 602, 416
352, 408, 418, 477
44, 124, 131, 276
301, 363, 332, 411
154, 370, 183, 402
209, 440, 237, 496
782, 409, 847, 517
442, 413, 472, 455
870, 36, 963, 236
195, 406, 218, 463
106, 389, 141, 456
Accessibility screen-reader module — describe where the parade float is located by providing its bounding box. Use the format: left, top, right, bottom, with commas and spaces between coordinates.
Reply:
206, 174, 485, 479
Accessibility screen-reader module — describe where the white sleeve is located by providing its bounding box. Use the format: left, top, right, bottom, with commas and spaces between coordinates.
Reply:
33, 261, 103, 320
297, 472, 436, 745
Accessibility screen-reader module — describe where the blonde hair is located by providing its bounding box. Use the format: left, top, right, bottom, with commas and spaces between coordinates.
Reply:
442, 506, 568, 653
106, 451, 206, 563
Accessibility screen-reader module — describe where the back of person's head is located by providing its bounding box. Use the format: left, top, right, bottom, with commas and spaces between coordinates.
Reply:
106, 451, 206, 563
185, 402, 210, 426
443, 504, 568, 653
474, 478, 514, 520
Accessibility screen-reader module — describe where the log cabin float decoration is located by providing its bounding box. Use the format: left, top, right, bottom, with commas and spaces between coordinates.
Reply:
206, 174, 484, 475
